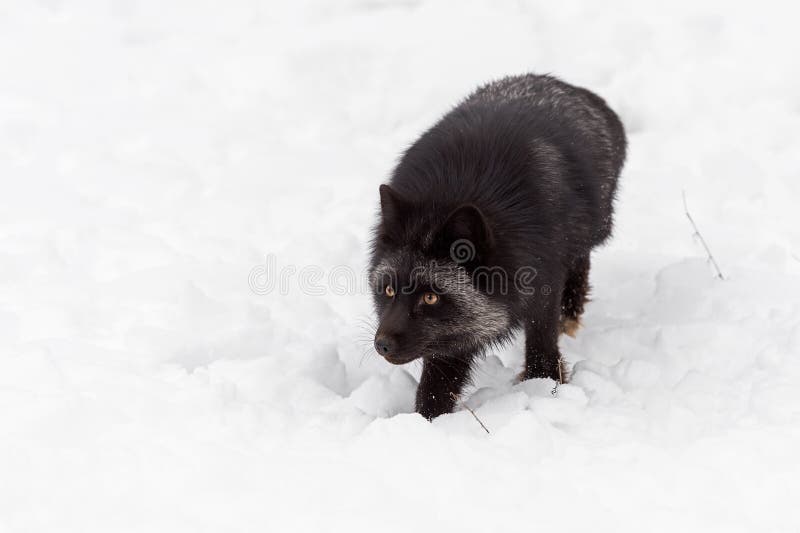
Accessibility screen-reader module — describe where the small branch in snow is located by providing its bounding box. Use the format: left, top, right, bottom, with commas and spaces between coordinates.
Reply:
450, 392, 490, 434
682, 191, 725, 280
551, 359, 564, 396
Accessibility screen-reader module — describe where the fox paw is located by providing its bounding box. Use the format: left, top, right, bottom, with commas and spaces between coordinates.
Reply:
560, 317, 581, 338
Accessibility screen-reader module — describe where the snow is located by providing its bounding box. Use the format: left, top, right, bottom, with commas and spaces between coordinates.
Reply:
2, 0, 800, 531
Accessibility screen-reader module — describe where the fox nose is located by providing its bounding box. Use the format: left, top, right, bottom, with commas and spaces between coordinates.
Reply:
374, 335, 396, 356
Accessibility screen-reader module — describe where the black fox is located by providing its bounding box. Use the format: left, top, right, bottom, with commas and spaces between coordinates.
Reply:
369, 74, 626, 420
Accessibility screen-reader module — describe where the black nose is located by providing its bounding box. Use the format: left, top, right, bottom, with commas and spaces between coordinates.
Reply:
374, 335, 395, 356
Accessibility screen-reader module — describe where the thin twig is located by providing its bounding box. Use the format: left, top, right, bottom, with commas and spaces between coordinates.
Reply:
551, 358, 564, 396
682, 191, 725, 280
450, 392, 490, 434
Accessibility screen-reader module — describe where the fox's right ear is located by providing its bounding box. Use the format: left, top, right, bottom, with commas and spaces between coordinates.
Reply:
378, 184, 410, 239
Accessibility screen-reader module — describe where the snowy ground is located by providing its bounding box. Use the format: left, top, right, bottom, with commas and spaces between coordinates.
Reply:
2, 0, 800, 531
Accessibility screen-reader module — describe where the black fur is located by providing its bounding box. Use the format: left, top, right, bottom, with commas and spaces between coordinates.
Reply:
369, 74, 626, 420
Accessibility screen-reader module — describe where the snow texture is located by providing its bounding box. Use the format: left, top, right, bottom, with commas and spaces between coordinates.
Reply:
2, 0, 800, 531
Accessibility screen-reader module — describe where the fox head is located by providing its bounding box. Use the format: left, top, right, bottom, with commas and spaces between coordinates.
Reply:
369, 184, 511, 364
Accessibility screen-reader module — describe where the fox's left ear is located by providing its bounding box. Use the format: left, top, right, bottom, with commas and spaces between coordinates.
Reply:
435, 204, 494, 264
379, 184, 410, 223
378, 184, 412, 241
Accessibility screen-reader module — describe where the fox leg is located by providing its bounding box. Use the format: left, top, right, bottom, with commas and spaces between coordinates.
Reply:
560, 255, 591, 338
524, 276, 565, 382
416, 355, 474, 420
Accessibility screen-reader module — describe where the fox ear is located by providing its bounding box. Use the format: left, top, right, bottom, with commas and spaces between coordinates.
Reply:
379, 184, 411, 237
436, 204, 493, 264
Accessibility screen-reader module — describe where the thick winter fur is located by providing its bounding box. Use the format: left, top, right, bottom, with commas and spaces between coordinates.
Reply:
369, 73, 626, 420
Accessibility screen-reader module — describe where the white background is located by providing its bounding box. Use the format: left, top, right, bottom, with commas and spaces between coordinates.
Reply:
1, 0, 800, 531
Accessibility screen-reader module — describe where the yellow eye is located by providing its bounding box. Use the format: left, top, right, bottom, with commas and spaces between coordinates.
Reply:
422, 292, 439, 305
385, 285, 396, 297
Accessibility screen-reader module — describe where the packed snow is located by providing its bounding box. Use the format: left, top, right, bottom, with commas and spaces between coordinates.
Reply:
2, 0, 800, 531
